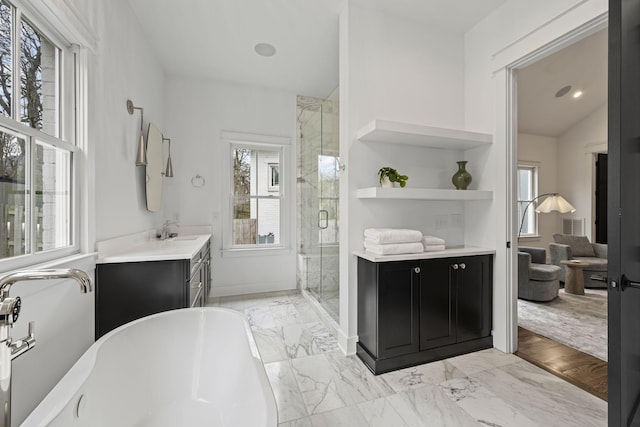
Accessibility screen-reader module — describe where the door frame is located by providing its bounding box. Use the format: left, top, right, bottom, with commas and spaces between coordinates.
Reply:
501, 14, 608, 352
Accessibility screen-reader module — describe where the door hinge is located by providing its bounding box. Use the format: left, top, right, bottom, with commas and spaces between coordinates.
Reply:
506, 241, 511, 248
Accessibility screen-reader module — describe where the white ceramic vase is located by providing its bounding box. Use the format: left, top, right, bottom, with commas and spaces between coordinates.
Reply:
380, 176, 395, 188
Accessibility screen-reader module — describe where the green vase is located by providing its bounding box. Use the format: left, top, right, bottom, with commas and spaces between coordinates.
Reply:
452, 161, 472, 190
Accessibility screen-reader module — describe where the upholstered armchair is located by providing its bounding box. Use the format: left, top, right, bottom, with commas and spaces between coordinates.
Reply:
549, 234, 607, 288
518, 246, 561, 301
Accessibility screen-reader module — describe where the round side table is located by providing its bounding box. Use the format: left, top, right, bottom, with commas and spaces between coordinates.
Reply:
561, 260, 590, 295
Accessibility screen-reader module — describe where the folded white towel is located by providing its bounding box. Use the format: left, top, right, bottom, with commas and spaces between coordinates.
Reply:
363, 228, 423, 244
422, 235, 445, 246
424, 244, 446, 252
364, 241, 424, 255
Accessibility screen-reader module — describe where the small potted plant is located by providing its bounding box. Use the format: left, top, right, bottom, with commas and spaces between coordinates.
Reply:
378, 167, 408, 188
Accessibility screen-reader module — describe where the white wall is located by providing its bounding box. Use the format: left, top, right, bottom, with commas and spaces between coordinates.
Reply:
465, 0, 605, 134
517, 133, 560, 250
557, 103, 608, 241
340, 2, 468, 352
92, 0, 167, 241
463, 0, 608, 352
162, 77, 297, 296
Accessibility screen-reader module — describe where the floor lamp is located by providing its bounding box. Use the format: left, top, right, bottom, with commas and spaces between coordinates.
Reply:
518, 193, 576, 239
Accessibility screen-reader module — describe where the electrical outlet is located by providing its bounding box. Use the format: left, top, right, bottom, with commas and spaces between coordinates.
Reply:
451, 214, 463, 227
435, 214, 449, 229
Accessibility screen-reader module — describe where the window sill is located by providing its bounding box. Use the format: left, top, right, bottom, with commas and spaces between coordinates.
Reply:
221, 246, 292, 258
518, 235, 541, 240
0, 250, 97, 274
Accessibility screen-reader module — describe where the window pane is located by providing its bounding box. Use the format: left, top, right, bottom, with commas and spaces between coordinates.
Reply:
232, 197, 281, 246
0, 129, 27, 258
20, 19, 58, 136
232, 196, 253, 245
318, 154, 339, 198
517, 166, 537, 236
517, 168, 533, 201
35, 140, 71, 252
0, 1, 11, 118
232, 148, 251, 196
257, 198, 280, 245
232, 147, 281, 197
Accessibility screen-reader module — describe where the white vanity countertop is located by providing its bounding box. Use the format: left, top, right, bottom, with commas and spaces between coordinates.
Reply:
353, 246, 495, 263
97, 233, 212, 264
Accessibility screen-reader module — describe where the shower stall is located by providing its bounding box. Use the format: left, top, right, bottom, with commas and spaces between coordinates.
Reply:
296, 88, 340, 322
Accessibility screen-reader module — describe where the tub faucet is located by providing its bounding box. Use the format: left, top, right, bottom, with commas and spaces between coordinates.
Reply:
0, 268, 93, 427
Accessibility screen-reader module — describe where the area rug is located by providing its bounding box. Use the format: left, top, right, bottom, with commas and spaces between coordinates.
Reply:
518, 288, 608, 361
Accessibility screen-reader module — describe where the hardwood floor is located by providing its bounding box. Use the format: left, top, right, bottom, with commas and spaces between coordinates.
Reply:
516, 327, 608, 401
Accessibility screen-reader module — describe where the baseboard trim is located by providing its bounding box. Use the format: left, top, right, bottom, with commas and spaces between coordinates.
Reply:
211, 281, 295, 298
338, 328, 358, 355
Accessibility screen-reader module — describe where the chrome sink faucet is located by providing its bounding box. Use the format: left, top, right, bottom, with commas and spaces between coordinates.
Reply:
0, 268, 93, 427
160, 220, 178, 240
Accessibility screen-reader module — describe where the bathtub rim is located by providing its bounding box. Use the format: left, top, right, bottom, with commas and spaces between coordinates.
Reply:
22, 307, 277, 427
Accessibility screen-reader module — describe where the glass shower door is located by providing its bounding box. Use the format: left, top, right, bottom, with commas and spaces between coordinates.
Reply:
296, 88, 340, 322
318, 152, 339, 319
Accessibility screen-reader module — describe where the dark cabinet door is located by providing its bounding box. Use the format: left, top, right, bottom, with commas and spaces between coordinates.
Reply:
96, 259, 189, 339
456, 256, 491, 343
377, 261, 420, 358
419, 258, 456, 350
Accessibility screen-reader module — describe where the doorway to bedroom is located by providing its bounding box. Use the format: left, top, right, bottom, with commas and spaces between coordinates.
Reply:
513, 27, 608, 401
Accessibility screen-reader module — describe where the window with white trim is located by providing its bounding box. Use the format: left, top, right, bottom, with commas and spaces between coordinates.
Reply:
517, 164, 539, 237
224, 133, 288, 250
0, 0, 78, 263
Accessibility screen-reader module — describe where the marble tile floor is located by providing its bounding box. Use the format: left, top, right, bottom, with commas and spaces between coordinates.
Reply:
208, 291, 607, 426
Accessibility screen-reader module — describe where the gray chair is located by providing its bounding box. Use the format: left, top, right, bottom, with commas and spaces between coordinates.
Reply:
518, 246, 561, 301
549, 234, 607, 288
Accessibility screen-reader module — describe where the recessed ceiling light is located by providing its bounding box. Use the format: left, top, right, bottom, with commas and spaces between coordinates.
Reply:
572, 90, 583, 99
254, 43, 276, 57
555, 85, 572, 98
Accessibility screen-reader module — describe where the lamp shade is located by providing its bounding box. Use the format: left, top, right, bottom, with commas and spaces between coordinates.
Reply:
535, 194, 576, 214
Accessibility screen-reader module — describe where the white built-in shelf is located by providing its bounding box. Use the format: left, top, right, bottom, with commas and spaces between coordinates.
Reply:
356, 187, 493, 201
356, 119, 493, 150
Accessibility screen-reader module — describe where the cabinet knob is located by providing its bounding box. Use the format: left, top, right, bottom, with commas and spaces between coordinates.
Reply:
459, 263, 466, 270
414, 267, 421, 274
452, 264, 459, 270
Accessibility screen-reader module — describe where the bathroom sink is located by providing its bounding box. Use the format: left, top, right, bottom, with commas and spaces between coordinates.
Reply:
170, 236, 199, 241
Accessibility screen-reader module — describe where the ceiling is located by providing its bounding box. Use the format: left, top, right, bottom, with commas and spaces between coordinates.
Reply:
517, 29, 608, 137
127, 0, 506, 98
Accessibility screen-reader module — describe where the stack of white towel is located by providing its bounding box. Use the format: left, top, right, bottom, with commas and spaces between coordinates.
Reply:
363, 228, 424, 255
422, 235, 446, 252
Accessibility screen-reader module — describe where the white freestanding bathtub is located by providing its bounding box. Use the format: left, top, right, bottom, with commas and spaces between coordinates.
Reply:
22, 308, 277, 427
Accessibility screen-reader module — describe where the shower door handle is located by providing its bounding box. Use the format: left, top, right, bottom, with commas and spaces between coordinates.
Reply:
318, 210, 329, 229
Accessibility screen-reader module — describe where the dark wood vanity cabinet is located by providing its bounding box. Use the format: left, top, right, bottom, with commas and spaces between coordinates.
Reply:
357, 254, 493, 375
95, 239, 211, 339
